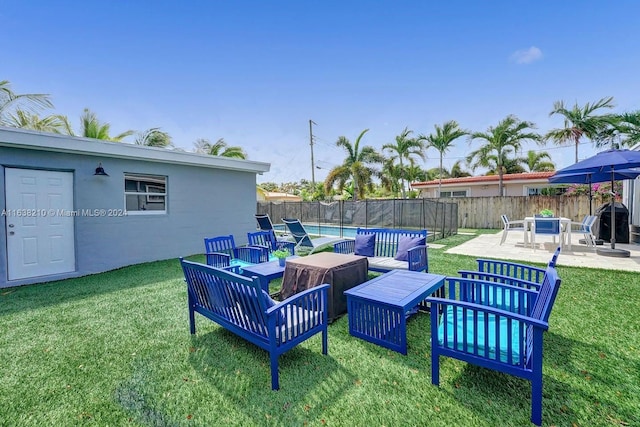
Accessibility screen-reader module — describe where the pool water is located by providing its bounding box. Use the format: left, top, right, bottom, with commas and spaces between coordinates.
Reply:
273, 224, 358, 238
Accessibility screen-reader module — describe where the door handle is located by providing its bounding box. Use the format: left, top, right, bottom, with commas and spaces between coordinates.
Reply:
9, 231, 14, 235
8, 224, 14, 228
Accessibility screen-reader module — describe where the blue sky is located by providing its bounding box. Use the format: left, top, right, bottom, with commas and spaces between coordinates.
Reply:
3, 1, 640, 184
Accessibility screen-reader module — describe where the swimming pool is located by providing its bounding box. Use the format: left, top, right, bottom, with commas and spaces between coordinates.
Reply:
273, 223, 358, 238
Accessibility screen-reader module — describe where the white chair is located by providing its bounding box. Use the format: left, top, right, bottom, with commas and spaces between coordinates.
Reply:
500, 214, 526, 245
569, 215, 597, 248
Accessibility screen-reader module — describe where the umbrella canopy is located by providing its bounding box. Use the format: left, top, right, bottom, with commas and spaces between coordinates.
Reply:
554, 149, 640, 175
548, 168, 640, 184
551, 148, 640, 254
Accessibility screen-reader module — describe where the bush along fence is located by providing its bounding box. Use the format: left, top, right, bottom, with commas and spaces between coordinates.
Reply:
257, 199, 458, 241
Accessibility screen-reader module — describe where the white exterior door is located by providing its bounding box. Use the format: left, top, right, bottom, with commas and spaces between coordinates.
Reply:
5, 168, 76, 280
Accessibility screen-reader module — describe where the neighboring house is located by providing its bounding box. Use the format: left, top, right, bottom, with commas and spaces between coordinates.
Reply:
0, 127, 270, 287
411, 172, 556, 198
257, 191, 302, 202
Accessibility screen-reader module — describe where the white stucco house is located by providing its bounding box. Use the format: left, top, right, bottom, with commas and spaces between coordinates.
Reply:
411, 172, 556, 198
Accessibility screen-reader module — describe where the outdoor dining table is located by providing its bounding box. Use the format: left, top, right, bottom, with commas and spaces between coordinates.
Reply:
523, 217, 572, 250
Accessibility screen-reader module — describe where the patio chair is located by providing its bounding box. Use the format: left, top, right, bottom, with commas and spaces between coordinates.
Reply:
531, 217, 563, 251
247, 230, 296, 255
569, 215, 598, 248
281, 218, 345, 254
204, 235, 269, 271
500, 214, 526, 245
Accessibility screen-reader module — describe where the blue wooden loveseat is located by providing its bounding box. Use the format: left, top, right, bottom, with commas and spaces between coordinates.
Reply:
180, 258, 329, 390
333, 228, 428, 272
426, 264, 562, 426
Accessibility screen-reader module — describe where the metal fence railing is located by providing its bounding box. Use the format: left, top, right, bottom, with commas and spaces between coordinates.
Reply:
257, 199, 458, 241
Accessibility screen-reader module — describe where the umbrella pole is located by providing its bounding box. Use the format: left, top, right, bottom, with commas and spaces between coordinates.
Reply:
610, 171, 616, 249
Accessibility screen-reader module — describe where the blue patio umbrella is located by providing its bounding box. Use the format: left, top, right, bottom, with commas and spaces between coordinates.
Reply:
548, 168, 640, 215
552, 149, 640, 256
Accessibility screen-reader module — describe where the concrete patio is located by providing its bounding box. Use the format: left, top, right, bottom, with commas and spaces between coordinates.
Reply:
446, 230, 640, 272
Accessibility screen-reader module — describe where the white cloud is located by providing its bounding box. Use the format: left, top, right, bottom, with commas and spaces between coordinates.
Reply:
510, 46, 543, 64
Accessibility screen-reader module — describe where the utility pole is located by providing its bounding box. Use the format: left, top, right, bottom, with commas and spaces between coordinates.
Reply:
309, 119, 316, 187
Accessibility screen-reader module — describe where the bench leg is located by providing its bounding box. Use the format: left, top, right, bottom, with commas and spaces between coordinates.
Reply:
189, 307, 196, 335
531, 376, 542, 426
270, 353, 280, 390
322, 327, 328, 355
431, 352, 440, 385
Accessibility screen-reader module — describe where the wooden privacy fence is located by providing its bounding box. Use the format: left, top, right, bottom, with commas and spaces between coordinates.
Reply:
443, 195, 593, 229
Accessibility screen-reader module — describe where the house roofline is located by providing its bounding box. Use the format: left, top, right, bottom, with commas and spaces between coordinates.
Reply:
411, 171, 555, 188
0, 127, 270, 174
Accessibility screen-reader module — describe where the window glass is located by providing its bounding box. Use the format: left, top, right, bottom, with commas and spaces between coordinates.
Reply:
124, 174, 167, 213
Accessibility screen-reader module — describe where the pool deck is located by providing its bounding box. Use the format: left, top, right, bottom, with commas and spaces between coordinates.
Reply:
446, 230, 640, 272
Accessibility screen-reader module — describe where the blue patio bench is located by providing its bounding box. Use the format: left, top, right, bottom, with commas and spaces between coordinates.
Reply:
180, 259, 329, 390
426, 265, 562, 426
333, 227, 428, 273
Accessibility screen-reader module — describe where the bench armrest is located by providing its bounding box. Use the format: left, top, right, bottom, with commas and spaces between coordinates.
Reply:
426, 297, 549, 330
407, 245, 428, 272
205, 252, 231, 268
333, 239, 355, 254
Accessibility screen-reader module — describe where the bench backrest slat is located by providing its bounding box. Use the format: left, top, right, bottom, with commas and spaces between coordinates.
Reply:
356, 228, 427, 258
181, 259, 269, 337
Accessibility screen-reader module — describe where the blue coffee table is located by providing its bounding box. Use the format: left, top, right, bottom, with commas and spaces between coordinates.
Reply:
345, 269, 446, 354
241, 256, 299, 293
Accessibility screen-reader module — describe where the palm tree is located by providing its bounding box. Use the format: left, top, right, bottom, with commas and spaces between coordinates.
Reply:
3, 110, 72, 134
595, 111, 640, 149
380, 156, 403, 198
78, 108, 134, 141
423, 120, 468, 197
194, 138, 247, 159
450, 160, 471, 178
382, 127, 425, 198
135, 127, 172, 148
523, 150, 555, 172
467, 115, 540, 196
324, 129, 384, 201
0, 80, 53, 126
484, 148, 527, 175
545, 96, 615, 163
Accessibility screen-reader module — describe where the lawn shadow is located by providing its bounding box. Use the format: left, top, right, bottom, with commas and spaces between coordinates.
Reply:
187, 327, 357, 424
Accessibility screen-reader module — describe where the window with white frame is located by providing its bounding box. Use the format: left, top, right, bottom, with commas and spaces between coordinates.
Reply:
439, 190, 467, 198
124, 173, 167, 214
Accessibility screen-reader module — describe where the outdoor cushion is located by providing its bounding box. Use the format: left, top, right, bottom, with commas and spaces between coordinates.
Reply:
354, 233, 376, 257
368, 257, 409, 270
394, 236, 426, 261
438, 306, 522, 364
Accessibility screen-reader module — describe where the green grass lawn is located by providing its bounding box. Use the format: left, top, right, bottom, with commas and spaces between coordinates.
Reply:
1, 233, 638, 426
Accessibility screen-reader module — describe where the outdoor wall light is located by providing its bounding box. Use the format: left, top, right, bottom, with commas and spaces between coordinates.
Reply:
94, 163, 109, 176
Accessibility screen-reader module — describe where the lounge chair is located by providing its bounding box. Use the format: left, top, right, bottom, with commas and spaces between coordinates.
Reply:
281, 218, 345, 254
255, 213, 277, 231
